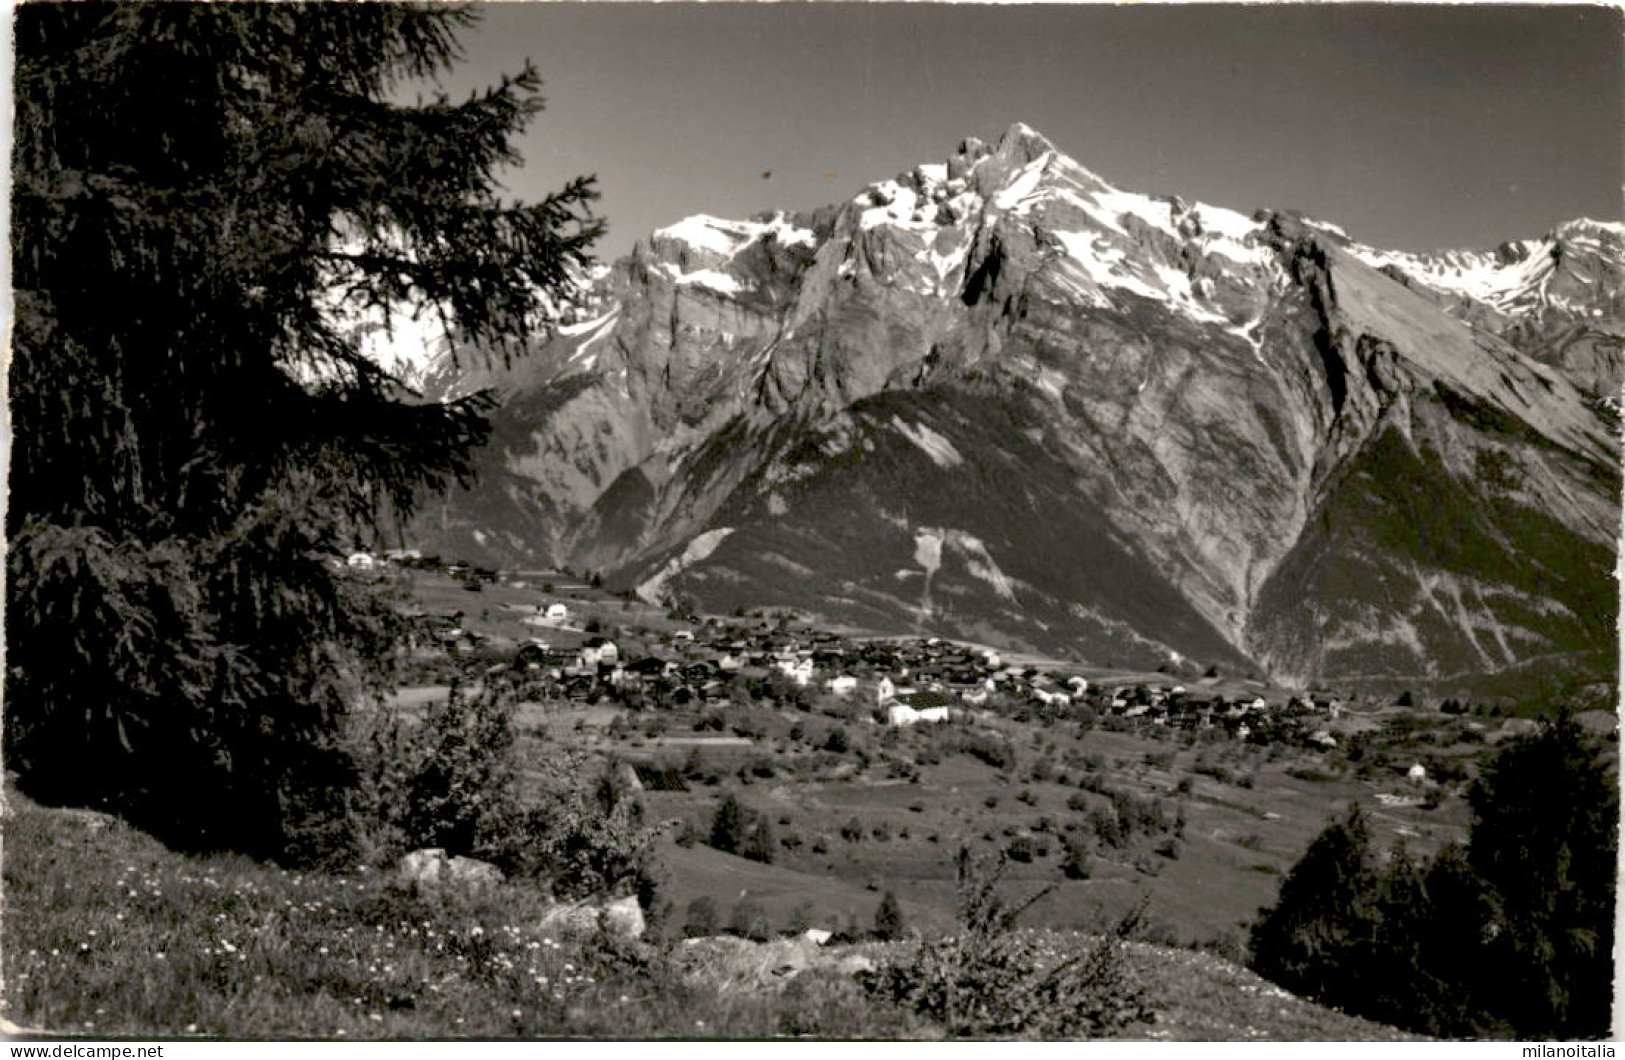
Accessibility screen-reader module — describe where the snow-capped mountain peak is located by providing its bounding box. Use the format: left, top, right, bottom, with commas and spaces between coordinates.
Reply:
1348, 215, 1624, 326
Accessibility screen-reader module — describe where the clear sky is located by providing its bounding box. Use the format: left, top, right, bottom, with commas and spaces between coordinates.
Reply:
435, 2, 1623, 262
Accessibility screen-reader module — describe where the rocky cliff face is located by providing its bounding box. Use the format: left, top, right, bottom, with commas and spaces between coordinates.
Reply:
400, 123, 1620, 692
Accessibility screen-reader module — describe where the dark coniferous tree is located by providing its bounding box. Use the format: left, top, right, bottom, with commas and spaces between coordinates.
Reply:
1466, 711, 1617, 1039
1247, 805, 1381, 1005
7, 3, 601, 858
874, 890, 908, 941
1411, 843, 1505, 1036
1251, 714, 1617, 1039
710, 794, 746, 855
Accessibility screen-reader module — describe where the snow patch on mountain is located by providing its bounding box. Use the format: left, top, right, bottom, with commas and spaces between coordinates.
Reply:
1093, 188, 1178, 238
918, 231, 972, 286
564, 309, 618, 370
654, 212, 816, 256
859, 180, 942, 232
353, 307, 453, 389
1351, 242, 1555, 310
657, 262, 743, 295
892, 417, 964, 468
1048, 229, 1228, 324
558, 308, 619, 337
992, 151, 1055, 210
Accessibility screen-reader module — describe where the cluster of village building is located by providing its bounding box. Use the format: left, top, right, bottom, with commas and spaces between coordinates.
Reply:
451, 609, 1345, 745
364, 551, 1353, 749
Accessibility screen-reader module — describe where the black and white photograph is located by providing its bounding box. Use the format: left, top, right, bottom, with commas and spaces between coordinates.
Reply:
4, 0, 1620, 1044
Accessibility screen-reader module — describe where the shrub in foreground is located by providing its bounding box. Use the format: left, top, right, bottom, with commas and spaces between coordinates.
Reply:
861, 847, 1153, 1037
348, 677, 665, 901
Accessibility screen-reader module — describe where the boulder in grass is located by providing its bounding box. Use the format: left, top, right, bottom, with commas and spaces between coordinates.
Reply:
676, 935, 877, 987
834, 953, 876, 975
539, 895, 645, 939
601, 894, 645, 939
398, 848, 503, 889
447, 855, 503, 888
398, 847, 449, 884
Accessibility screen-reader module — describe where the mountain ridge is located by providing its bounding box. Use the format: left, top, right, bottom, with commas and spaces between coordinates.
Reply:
387, 122, 1620, 694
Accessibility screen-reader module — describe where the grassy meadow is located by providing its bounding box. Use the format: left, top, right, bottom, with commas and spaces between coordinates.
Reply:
1, 789, 1415, 1040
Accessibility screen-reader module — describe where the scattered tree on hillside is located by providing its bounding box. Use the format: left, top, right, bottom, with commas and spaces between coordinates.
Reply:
745, 819, 777, 865
709, 793, 747, 855
874, 890, 908, 942
786, 900, 815, 936
7, 2, 600, 859
1061, 837, 1092, 880
727, 899, 772, 942
684, 896, 718, 939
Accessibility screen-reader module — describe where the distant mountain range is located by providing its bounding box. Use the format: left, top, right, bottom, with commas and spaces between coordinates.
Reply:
378, 123, 1622, 695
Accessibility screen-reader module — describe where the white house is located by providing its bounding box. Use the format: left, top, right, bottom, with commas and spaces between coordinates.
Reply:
888, 704, 922, 726
917, 706, 952, 723
777, 657, 814, 686
1407, 762, 1428, 782
346, 551, 377, 571
877, 676, 896, 704
579, 637, 620, 669
826, 675, 858, 696
545, 603, 569, 621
